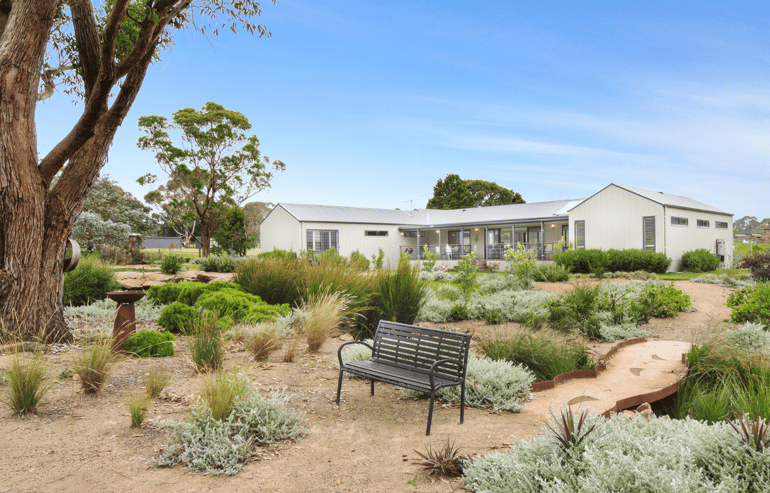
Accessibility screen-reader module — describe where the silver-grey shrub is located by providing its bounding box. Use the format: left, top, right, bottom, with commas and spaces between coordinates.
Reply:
726, 322, 770, 353
477, 274, 532, 295
153, 381, 307, 475
402, 357, 535, 412
464, 413, 770, 493
692, 273, 754, 288
419, 271, 458, 283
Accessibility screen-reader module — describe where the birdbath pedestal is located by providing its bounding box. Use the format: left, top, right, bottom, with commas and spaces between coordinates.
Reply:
107, 290, 146, 351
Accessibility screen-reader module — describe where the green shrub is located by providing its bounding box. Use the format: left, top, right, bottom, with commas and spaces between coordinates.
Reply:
63, 255, 121, 306
680, 248, 720, 272
195, 289, 290, 323
503, 244, 537, 280
370, 248, 385, 270
124, 330, 176, 358
316, 247, 345, 266
554, 248, 671, 274
258, 249, 298, 260
638, 282, 691, 318
546, 282, 602, 333
728, 283, 770, 324
741, 254, 770, 281
198, 255, 237, 273
160, 254, 185, 274
536, 263, 570, 282
374, 257, 427, 326
153, 375, 308, 475
177, 281, 243, 306
456, 251, 479, 296
234, 257, 304, 306
157, 303, 199, 333
146, 283, 185, 305
449, 303, 469, 322
479, 330, 595, 382
348, 250, 370, 271
421, 245, 439, 272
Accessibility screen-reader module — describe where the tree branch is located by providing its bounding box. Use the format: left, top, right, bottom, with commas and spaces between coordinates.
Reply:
69, 0, 100, 98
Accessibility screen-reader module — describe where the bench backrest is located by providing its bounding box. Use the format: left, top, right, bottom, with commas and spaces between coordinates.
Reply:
371, 320, 471, 380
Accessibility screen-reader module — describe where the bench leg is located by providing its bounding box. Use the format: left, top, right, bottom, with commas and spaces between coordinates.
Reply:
370, 379, 375, 396
460, 380, 466, 424
335, 369, 344, 405
426, 393, 435, 436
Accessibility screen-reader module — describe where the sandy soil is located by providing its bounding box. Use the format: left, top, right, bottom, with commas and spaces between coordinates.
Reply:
0, 279, 735, 493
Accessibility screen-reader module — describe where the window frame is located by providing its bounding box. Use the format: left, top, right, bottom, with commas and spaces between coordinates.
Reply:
696, 219, 710, 228
306, 229, 339, 253
574, 220, 585, 249
643, 216, 656, 251
670, 216, 689, 226
364, 230, 388, 237
715, 221, 729, 229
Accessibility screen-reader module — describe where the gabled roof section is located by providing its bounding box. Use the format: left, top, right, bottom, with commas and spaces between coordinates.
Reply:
570, 183, 730, 215
274, 199, 583, 229
277, 203, 430, 225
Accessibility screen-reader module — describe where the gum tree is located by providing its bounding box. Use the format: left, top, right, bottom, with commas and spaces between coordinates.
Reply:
137, 102, 284, 256
0, 0, 276, 341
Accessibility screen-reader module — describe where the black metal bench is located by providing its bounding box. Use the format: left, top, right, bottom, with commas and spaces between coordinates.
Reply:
336, 320, 472, 435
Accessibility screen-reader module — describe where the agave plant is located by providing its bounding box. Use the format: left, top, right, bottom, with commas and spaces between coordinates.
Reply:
412, 438, 467, 478
546, 406, 601, 455
727, 413, 770, 452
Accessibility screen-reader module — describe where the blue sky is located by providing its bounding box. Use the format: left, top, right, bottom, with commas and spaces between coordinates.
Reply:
36, 0, 770, 219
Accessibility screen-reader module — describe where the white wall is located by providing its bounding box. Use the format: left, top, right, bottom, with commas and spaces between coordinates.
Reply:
300, 221, 404, 266
664, 207, 734, 271
259, 205, 302, 252
569, 185, 664, 251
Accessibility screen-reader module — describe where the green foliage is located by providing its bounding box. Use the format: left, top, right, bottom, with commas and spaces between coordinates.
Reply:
456, 250, 479, 296
159, 254, 186, 274
375, 257, 428, 326
403, 357, 535, 412
153, 374, 308, 475
421, 245, 439, 272
157, 303, 199, 333
370, 248, 385, 270
426, 174, 524, 209
258, 249, 298, 260
189, 312, 226, 372
348, 250, 370, 271
146, 283, 185, 305
479, 330, 595, 382
63, 255, 121, 306
178, 281, 243, 306
741, 254, 770, 281
127, 389, 151, 427
504, 244, 537, 280
234, 257, 304, 306
536, 263, 571, 282
554, 248, 671, 274
728, 283, 770, 324
413, 438, 467, 478
4, 350, 53, 415
637, 282, 691, 318
211, 207, 255, 256
449, 303, 470, 321
198, 255, 238, 273
680, 248, 720, 273
124, 330, 176, 358
546, 406, 601, 457
137, 102, 286, 255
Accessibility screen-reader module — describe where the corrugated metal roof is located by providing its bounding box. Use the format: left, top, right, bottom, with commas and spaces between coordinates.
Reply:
612, 184, 729, 215
277, 199, 582, 228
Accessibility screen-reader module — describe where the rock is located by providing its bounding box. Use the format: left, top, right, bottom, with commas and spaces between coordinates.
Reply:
636, 402, 651, 413
338, 334, 353, 342
195, 273, 213, 283
119, 279, 145, 290
622, 410, 636, 418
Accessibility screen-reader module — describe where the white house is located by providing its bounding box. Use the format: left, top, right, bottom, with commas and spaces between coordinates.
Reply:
259, 183, 733, 272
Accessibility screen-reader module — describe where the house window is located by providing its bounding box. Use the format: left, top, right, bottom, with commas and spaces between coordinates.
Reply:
671, 216, 689, 226
697, 219, 710, 228
574, 220, 585, 249
402, 231, 425, 238
716, 221, 728, 229
643, 216, 655, 251
306, 229, 338, 253
365, 231, 388, 236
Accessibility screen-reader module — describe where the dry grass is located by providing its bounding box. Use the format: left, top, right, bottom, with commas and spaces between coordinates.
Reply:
246, 324, 282, 361
126, 388, 151, 427
74, 339, 114, 394
4, 349, 53, 415
198, 371, 250, 421
282, 337, 300, 362
143, 366, 171, 399
301, 291, 351, 352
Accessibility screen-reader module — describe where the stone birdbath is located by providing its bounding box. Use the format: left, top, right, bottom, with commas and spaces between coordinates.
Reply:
107, 290, 145, 351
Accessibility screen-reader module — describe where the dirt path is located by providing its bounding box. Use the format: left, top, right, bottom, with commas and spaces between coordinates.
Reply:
0, 280, 736, 492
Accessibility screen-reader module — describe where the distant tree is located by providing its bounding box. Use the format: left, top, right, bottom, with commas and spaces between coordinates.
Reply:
78, 174, 160, 237
137, 102, 285, 256
212, 207, 255, 256
465, 179, 525, 207
242, 201, 274, 243
71, 212, 132, 251
141, 174, 201, 247
426, 174, 524, 209
734, 216, 770, 235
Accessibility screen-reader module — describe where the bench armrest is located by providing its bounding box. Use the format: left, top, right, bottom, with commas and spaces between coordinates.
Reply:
428, 358, 463, 389
337, 340, 374, 368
